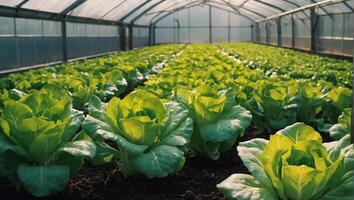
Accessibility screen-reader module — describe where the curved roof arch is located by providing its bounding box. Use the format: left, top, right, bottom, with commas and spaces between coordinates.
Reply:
0, 0, 352, 25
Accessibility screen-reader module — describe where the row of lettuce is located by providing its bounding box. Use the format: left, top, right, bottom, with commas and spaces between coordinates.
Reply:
141, 44, 354, 200
0, 43, 353, 200
217, 42, 352, 88
0, 44, 184, 111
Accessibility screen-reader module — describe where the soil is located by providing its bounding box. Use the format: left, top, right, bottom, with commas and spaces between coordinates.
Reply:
0, 128, 269, 200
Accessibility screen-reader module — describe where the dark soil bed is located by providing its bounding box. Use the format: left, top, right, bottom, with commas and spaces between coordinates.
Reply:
0, 129, 268, 200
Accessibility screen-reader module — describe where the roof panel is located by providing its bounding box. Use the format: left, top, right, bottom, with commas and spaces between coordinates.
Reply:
69, 0, 127, 19
101, 0, 148, 21
22, 0, 77, 13
0, 0, 24, 7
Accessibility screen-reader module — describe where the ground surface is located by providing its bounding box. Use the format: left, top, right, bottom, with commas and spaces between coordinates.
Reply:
0, 129, 269, 200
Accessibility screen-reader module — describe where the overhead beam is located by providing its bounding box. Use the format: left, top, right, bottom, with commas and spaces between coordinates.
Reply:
219, 0, 255, 21
0, 5, 123, 26
16, 0, 30, 9
150, 2, 256, 26
130, 0, 166, 24
256, 0, 348, 22
310, 0, 331, 15
99, 0, 128, 19
119, 0, 153, 22
148, 1, 203, 25
253, 0, 286, 12
59, 0, 86, 16
210, 0, 265, 19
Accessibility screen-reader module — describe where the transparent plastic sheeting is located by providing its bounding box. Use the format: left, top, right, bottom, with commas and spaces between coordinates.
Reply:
254, 12, 354, 56
0, 0, 353, 25
0, 16, 121, 70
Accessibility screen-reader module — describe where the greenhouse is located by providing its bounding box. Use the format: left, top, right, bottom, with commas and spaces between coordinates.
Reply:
0, 0, 353, 199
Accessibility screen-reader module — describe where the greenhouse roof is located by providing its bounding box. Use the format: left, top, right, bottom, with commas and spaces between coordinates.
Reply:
0, 0, 352, 25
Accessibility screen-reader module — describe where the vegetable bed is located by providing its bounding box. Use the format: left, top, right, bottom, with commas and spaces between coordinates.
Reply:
0, 129, 265, 200
0, 43, 353, 200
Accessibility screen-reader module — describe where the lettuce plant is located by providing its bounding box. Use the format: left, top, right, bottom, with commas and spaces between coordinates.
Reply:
330, 108, 351, 140
217, 123, 354, 200
174, 86, 252, 160
83, 89, 193, 178
323, 87, 352, 123
0, 85, 96, 197
244, 81, 298, 134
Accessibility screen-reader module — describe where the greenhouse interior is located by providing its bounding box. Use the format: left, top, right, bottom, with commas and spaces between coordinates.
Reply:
0, 0, 353, 199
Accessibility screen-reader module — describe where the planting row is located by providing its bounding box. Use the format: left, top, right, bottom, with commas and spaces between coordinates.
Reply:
143, 44, 352, 134
0, 44, 353, 200
0, 44, 184, 111
217, 42, 352, 88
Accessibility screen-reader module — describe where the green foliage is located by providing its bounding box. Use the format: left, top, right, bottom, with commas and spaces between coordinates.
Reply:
217, 123, 354, 200
174, 86, 252, 160
83, 90, 193, 178
330, 108, 351, 140
0, 86, 95, 197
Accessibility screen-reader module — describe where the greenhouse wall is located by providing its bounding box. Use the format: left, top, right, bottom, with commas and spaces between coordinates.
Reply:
254, 8, 353, 57
66, 22, 120, 59
0, 16, 63, 71
132, 26, 149, 49
154, 6, 252, 44
0, 17, 124, 72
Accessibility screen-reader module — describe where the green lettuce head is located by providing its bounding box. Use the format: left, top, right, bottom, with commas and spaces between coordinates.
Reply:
330, 108, 351, 140
0, 85, 96, 197
83, 89, 193, 178
174, 85, 252, 160
218, 123, 354, 200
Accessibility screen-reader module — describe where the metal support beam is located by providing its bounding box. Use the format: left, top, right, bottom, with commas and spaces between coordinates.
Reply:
257, 0, 348, 22
310, 8, 317, 52
61, 21, 68, 62
352, 43, 354, 143
59, 0, 86, 16
100, 0, 128, 19
351, 0, 354, 144
148, 25, 153, 46
120, 24, 126, 50
0, 5, 123, 26
130, 0, 165, 24
310, 0, 331, 15
209, 5, 212, 43
129, 25, 133, 50
228, 11, 231, 42
250, 24, 253, 42
119, 0, 153, 22
276, 17, 282, 47
254, 0, 286, 12
16, 0, 29, 9
265, 21, 269, 44
153, 26, 156, 45
291, 14, 295, 48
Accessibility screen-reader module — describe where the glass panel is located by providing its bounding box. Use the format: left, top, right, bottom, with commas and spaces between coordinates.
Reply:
22, 0, 77, 13
0, 0, 23, 7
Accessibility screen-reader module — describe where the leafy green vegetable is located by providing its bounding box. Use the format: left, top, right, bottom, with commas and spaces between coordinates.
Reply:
330, 108, 351, 140
83, 89, 193, 178
174, 86, 252, 160
0, 86, 95, 197
217, 123, 354, 200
